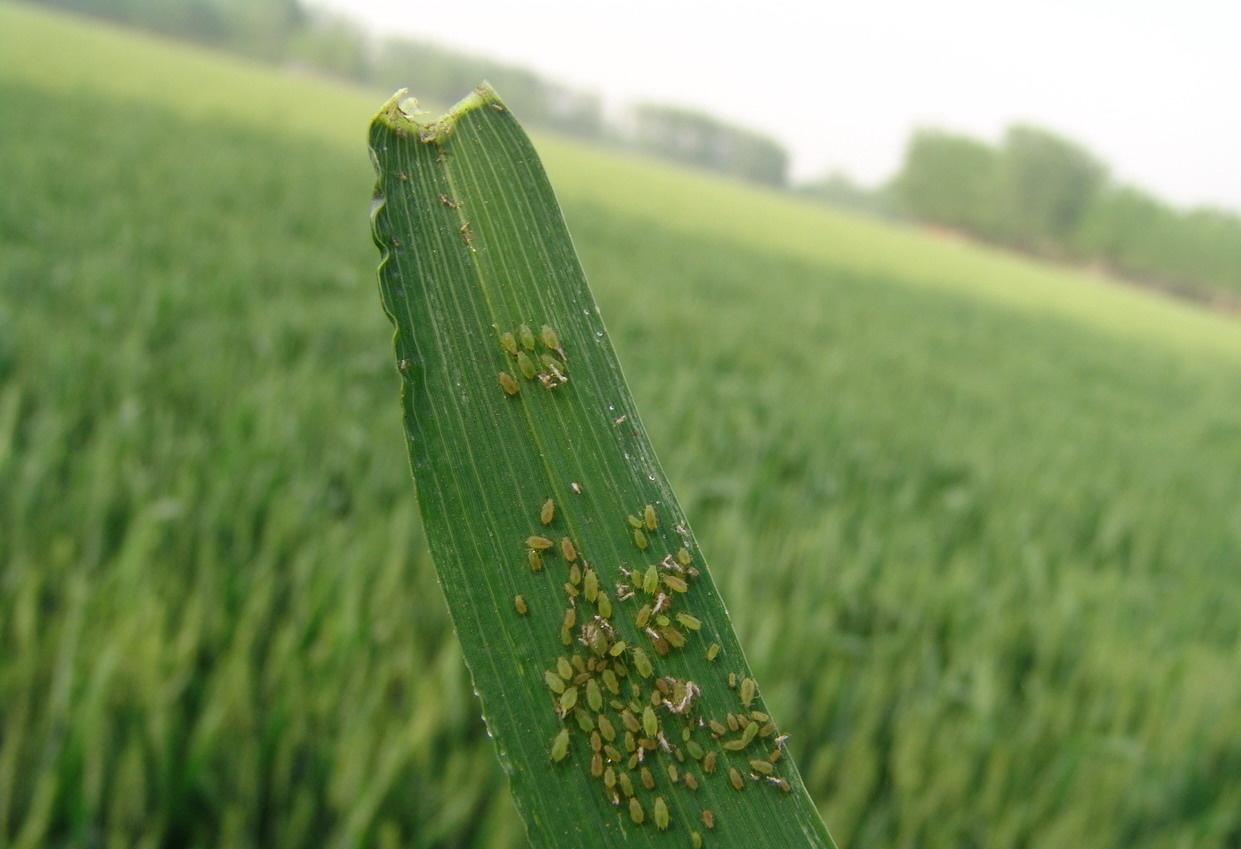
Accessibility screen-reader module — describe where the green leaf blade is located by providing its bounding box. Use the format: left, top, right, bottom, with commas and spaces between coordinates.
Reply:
369, 86, 836, 849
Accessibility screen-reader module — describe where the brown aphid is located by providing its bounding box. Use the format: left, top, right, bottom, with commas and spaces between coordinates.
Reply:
740, 677, 757, 708
629, 797, 645, 825
749, 758, 775, 776
767, 776, 791, 793
540, 498, 555, 525
498, 371, 519, 396
438, 193, 459, 208
527, 535, 553, 551
667, 764, 679, 783
729, 767, 745, 790
514, 594, 528, 615
591, 752, 604, 777
684, 771, 699, 791
561, 537, 578, 562
701, 809, 715, 830
640, 766, 655, 790
458, 220, 474, 247
662, 574, 689, 594
702, 751, 717, 774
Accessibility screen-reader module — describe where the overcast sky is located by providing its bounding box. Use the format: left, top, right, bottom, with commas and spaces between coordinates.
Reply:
313, 0, 1241, 211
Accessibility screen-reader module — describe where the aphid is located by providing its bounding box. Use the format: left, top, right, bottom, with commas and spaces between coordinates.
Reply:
663, 574, 689, 594
619, 771, 635, 798
708, 720, 727, 737
512, 350, 535, 380
514, 594, 528, 615
727, 672, 737, 689
563, 607, 577, 631
613, 414, 628, 425
544, 671, 565, 694
540, 498, 555, 525
632, 648, 653, 678
569, 563, 582, 586
702, 752, 717, 774
701, 809, 715, 830
527, 535, 553, 551
519, 323, 536, 351
390, 236, 402, 248
591, 752, 604, 777
653, 796, 670, 831
740, 677, 757, 708
725, 713, 740, 732
768, 747, 783, 764
741, 721, 759, 747
640, 766, 655, 790
722, 739, 747, 752
633, 529, 648, 551
661, 626, 687, 649
559, 687, 578, 712
604, 765, 617, 788
626, 515, 643, 529
706, 643, 721, 662
561, 537, 578, 562
539, 353, 564, 374
598, 714, 616, 742
751, 711, 770, 723
691, 830, 703, 848
396, 170, 409, 181
438, 193, 459, 208
642, 705, 659, 738
602, 669, 620, 695
749, 759, 774, 776
760, 722, 777, 738
767, 776, 791, 793
635, 604, 652, 628
686, 740, 705, 760
498, 371, 519, 396
643, 504, 657, 531
397, 358, 410, 372
584, 568, 598, 602
526, 550, 542, 572
621, 709, 640, 734
608, 640, 627, 657
684, 771, 699, 791
540, 324, 561, 352
628, 797, 644, 825
643, 565, 659, 595
499, 331, 517, 354
728, 767, 745, 791
557, 656, 573, 680
676, 547, 692, 566
550, 728, 570, 762
597, 592, 612, 619
667, 764, 679, 783
570, 481, 583, 494
586, 679, 603, 712
458, 220, 474, 247
653, 592, 672, 615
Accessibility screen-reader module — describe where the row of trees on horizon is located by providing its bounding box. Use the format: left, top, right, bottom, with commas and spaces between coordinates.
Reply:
39, 0, 1241, 303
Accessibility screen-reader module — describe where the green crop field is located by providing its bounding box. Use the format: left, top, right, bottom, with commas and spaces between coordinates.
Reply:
2, 3, 1240, 848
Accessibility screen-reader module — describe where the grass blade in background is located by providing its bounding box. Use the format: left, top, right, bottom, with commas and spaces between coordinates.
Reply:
369, 85, 836, 848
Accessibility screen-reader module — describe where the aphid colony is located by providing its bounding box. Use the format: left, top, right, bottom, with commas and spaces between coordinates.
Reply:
497, 322, 568, 396
518, 498, 792, 842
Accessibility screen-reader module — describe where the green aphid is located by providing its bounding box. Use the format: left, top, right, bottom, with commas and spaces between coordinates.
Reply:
749, 759, 775, 776
722, 739, 747, 752
640, 766, 655, 790
544, 671, 566, 694
633, 529, 648, 551
741, 721, 759, 746
498, 371, 519, 396
727, 672, 737, 689
628, 797, 645, 825
691, 830, 703, 848
561, 537, 578, 562
702, 752, 717, 774
575, 709, 595, 732
597, 592, 612, 619
587, 679, 603, 712
751, 711, 770, 722
667, 764, 679, 783
540, 352, 563, 372
514, 594, 528, 615
528, 550, 543, 572
643, 504, 657, 531
604, 766, 617, 789
686, 740, 705, 760
706, 643, 721, 662
661, 627, 686, 649
563, 607, 577, 630
500, 331, 518, 355
632, 647, 653, 678
609, 640, 628, 657
540, 324, 560, 351
569, 563, 582, 586
676, 547, 692, 566
759, 722, 777, 738
626, 514, 643, 529
653, 796, 670, 831
550, 727, 570, 762
527, 535, 553, 551
602, 669, 620, 695
643, 565, 659, 594
560, 687, 578, 712
605, 744, 623, 763
642, 705, 659, 737
598, 714, 616, 742
519, 323, 536, 351
624, 731, 637, 753
663, 574, 689, 593
571, 655, 587, 673
656, 614, 671, 628
584, 568, 598, 602
729, 767, 745, 790
740, 677, 757, 708
675, 612, 701, 631
557, 656, 573, 680
540, 498, 555, 526
635, 604, 652, 628
619, 771, 635, 798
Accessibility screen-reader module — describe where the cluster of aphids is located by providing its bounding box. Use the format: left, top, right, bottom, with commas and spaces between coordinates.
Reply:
497, 323, 567, 395
516, 497, 792, 845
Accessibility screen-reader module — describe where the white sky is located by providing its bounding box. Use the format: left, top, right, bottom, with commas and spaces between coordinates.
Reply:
313, 0, 1241, 211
